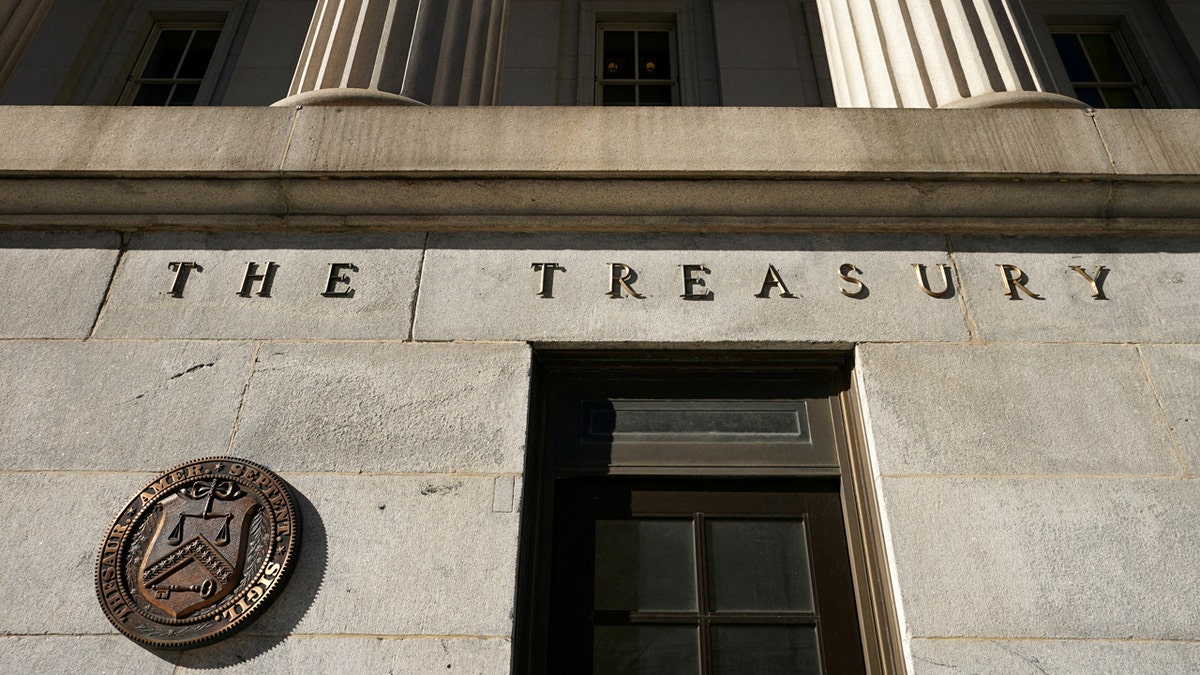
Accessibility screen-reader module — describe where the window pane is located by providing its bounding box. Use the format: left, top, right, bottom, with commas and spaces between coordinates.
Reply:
602, 85, 636, 106
1080, 33, 1132, 82
594, 626, 699, 675
168, 84, 200, 106
639, 31, 671, 80
178, 30, 220, 79
1073, 86, 1104, 108
1052, 34, 1095, 82
132, 83, 173, 106
602, 30, 635, 79
639, 85, 673, 106
706, 519, 814, 612
595, 520, 697, 611
711, 625, 820, 675
143, 30, 192, 78
1101, 87, 1141, 109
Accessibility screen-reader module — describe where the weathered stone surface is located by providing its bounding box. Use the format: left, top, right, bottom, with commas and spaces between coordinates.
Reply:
0, 636, 176, 674
177, 636, 510, 673
246, 474, 521, 637
0, 473, 155, 634
1139, 345, 1200, 474
230, 342, 530, 473
0, 107, 294, 173
0, 341, 254, 470
856, 343, 1180, 476
953, 236, 1200, 343
0, 231, 119, 338
880, 477, 1200, 640
282, 107, 1112, 176
909, 638, 1200, 674
1096, 109, 1200, 176
94, 233, 424, 340
414, 233, 968, 343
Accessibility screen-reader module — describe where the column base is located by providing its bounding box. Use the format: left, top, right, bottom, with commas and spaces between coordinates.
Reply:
271, 88, 427, 107
939, 91, 1091, 110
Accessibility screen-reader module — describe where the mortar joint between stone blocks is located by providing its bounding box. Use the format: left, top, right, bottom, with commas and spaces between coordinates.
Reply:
1134, 345, 1191, 477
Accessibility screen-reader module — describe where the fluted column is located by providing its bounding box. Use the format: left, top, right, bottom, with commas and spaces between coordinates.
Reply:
274, 0, 506, 107
0, 0, 55, 93
815, 0, 1087, 108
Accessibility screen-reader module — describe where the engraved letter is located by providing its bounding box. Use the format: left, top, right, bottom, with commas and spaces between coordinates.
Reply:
839, 263, 867, 299
531, 262, 563, 298
166, 262, 201, 298
680, 264, 712, 300
238, 262, 279, 298
912, 263, 954, 298
755, 264, 795, 298
1069, 265, 1109, 300
996, 264, 1043, 300
607, 262, 645, 299
322, 263, 357, 297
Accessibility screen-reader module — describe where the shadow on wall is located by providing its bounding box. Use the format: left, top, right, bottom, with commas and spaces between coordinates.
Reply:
164, 483, 328, 668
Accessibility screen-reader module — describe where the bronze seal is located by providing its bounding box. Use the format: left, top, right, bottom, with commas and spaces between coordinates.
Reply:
96, 457, 301, 649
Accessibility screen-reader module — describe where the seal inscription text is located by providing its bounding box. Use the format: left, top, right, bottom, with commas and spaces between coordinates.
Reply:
96, 457, 301, 649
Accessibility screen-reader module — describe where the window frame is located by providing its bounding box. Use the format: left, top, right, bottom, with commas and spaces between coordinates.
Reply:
576, 1, 701, 106
594, 23, 680, 106
512, 351, 902, 674
117, 21, 226, 105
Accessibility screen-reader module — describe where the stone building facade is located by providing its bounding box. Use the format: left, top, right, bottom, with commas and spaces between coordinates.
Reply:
0, 1, 1198, 673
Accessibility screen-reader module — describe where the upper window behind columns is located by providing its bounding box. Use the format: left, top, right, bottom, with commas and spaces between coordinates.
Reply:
1023, 0, 1200, 108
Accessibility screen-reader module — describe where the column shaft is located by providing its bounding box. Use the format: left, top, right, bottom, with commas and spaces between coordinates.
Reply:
0, 0, 55, 94
277, 0, 506, 107
816, 0, 1087, 108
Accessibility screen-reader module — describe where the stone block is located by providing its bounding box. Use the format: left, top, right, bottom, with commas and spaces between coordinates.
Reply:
1139, 345, 1200, 474
282, 107, 1112, 176
229, 342, 530, 473
909, 638, 1200, 674
880, 476, 1200, 640
414, 233, 968, 343
0, 636, 176, 674
1095, 109, 1200, 176
245, 474, 521, 638
857, 343, 1180, 476
177, 636, 510, 673
953, 235, 1200, 343
94, 233, 424, 340
0, 231, 119, 338
0, 107, 294, 173
0, 473, 154, 635
0, 341, 254, 470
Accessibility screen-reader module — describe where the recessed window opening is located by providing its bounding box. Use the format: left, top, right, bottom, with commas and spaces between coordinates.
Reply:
1050, 27, 1151, 108
596, 24, 677, 106
122, 23, 223, 106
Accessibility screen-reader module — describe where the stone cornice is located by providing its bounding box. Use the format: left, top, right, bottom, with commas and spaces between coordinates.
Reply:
0, 107, 1195, 231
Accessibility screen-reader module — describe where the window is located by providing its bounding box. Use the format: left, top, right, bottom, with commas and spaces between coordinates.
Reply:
596, 24, 677, 105
1022, 0, 1200, 108
514, 353, 900, 674
121, 23, 222, 105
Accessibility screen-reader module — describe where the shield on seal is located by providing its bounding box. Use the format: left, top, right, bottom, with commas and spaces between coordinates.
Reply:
138, 479, 259, 619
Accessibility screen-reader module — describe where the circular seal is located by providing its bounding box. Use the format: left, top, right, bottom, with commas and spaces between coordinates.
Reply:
96, 457, 301, 649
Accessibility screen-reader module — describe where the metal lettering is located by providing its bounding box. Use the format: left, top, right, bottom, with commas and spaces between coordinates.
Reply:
912, 263, 954, 298
530, 262, 563, 298
607, 263, 645, 299
997, 264, 1043, 300
237, 262, 279, 298
321, 263, 357, 297
1069, 265, 1109, 300
755, 264, 796, 298
839, 263, 867, 299
680, 264, 712, 300
166, 262, 202, 298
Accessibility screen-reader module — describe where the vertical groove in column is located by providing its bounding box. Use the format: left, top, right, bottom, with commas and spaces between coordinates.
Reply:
0, 0, 55, 93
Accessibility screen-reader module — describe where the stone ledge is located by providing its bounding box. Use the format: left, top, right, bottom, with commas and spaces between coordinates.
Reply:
0, 107, 1194, 228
